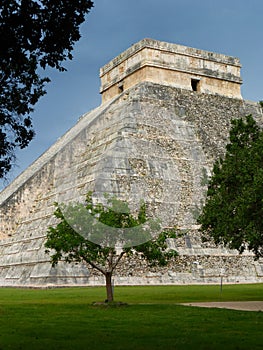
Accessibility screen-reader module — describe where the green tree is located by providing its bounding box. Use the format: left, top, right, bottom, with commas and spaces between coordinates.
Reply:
0, 0, 93, 178
198, 115, 263, 258
45, 193, 177, 302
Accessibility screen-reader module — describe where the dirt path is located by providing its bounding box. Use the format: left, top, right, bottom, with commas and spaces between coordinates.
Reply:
181, 301, 263, 311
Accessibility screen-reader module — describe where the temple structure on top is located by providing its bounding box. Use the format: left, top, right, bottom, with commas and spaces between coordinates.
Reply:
100, 38, 242, 103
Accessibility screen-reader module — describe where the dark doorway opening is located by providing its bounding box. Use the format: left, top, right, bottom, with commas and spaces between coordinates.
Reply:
118, 81, 124, 93
191, 79, 200, 92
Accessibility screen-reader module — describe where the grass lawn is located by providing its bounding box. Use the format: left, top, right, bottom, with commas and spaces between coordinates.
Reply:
0, 284, 262, 349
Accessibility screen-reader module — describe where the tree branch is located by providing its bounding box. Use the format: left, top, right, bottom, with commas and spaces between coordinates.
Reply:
84, 258, 106, 276
112, 251, 126, 272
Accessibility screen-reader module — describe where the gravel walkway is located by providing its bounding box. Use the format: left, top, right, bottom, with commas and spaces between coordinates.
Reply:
181, 301, 263, 311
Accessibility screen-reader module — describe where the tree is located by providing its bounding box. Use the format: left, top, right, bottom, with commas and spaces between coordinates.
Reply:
198, 115, 263, 258
0, 0, 94, 178
45, 192, 177, 302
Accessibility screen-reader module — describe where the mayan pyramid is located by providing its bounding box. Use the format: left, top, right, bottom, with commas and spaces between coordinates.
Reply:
0, 38, 263, 287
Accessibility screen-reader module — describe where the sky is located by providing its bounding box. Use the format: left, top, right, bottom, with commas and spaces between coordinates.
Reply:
2, 0, 263, 189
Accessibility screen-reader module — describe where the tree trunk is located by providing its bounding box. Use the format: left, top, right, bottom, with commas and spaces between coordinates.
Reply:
105, 272, 114, 302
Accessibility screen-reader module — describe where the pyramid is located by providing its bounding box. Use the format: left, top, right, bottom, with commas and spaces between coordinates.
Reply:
0, 39, 263, 287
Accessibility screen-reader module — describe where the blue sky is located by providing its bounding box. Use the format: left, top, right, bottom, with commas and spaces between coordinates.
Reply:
2, 0, 263, 188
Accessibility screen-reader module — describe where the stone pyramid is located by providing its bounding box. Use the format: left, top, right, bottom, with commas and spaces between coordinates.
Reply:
0, 39, 263, 287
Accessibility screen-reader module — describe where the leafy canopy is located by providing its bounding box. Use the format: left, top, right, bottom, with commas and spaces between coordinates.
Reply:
0, 0, 93, 178
198, 115, 263, 258
45, 193, 177, 301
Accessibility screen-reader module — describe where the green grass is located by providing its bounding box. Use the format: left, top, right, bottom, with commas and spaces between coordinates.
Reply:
0, 284, 262, 349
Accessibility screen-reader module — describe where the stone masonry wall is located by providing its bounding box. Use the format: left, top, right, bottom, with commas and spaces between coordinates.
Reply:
0, 82, 262, 286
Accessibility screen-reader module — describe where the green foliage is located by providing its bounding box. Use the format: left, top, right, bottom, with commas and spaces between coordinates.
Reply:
135, 230, 178, 267
259, 101, 263, 108
198, 115, 263, 258
45, 193, 177, 300
0, 0, 94, 178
